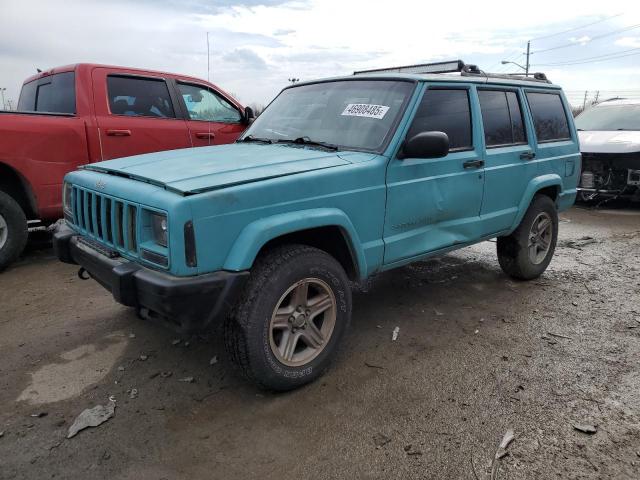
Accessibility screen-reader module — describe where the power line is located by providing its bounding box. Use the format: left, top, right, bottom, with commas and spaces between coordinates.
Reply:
533, 49, 640, 66
529, 14, 622, 41
532, 23, 640, 55
532, 47, 640, 66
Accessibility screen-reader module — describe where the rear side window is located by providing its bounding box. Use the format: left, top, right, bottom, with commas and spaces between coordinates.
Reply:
478, 90, 526, 147
17, 72, 76, 114
106, 76, 175, 118
407, 89, 472, 150
526, 92, 571, 142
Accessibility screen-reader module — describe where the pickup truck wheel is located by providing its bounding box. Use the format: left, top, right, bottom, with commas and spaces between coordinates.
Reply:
497, 194, 558, 280
224, 244, 352, 391
0, 191, 28, 271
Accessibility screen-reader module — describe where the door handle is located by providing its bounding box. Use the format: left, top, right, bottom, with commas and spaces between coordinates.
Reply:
520, 151, 536, 160
195, 132, 215, 139
106, 129, 131, 137
463, 159, 484, 169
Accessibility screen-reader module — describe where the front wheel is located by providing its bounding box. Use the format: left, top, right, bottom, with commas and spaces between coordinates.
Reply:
497, 194, 558, 280
224, 244, 352, 391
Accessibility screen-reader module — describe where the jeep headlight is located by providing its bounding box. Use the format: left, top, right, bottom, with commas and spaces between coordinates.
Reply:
63, 182, 73, 214
150, 212, 168, 247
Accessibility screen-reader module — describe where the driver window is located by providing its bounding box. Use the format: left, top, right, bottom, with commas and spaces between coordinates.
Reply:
177, 83, 242, 123
407, 89, 472, 151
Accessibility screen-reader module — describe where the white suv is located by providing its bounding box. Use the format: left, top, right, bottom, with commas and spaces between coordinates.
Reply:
576, 98, 640, 201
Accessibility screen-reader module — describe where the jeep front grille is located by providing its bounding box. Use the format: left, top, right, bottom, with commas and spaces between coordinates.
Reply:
71, 186, 139, 256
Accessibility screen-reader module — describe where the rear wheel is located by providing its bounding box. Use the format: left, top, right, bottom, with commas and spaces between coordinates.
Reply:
224, 244, 352, 391
497, 194, 558, 280
0, 191, 28, 271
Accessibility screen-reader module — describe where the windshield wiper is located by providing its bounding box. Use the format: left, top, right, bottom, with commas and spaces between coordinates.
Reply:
276, 137, 339, 151
237, 135, 273, 144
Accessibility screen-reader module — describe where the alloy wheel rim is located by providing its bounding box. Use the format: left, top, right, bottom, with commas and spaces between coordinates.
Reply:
269, 277, 337, 367
0, 214, 8, 250
528, 212, 553, 265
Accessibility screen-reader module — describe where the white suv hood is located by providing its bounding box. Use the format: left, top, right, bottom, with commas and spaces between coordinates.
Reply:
578, 130, 640, 154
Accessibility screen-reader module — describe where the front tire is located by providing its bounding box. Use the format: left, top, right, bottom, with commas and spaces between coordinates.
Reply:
497, 194, 558, 280
0, 191, 28, 271
224, 244, 352, 391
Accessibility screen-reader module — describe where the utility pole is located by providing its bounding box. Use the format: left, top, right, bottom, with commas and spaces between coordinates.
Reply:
582, 90, 588, 110
525, 41, 530, 77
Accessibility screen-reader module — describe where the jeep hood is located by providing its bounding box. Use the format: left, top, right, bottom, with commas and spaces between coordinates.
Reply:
84, 144, 369, 194
578, 130, 640, 154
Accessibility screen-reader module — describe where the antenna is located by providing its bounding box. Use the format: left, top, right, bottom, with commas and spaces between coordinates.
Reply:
207, 31, 211, 82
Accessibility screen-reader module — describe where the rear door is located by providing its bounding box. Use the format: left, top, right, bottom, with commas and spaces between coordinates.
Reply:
174, 81, 246, 146
477, 88, 537, 234
383, 84, 485, 265
92, 68, 191, 160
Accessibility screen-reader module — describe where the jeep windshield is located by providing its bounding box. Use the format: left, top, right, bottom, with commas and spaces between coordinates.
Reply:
575, 103, 640, 131
240, 79, 415, 153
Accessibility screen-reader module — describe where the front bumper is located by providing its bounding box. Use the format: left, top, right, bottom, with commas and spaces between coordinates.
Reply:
53, 224, 249, 333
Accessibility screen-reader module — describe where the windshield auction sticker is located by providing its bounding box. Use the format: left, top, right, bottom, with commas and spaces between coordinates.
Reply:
341, 104, 390, 119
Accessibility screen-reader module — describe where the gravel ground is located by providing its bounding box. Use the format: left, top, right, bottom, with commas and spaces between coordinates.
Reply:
1, 206, 639, 480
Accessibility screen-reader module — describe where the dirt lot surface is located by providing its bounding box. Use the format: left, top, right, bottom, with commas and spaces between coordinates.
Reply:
1, 206, 639, 480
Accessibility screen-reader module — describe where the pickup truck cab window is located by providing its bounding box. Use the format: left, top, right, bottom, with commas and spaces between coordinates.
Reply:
177, 83, 241, 123
242, 79, 415, 153
17, 72, 76, 114
106, 75, 176, 118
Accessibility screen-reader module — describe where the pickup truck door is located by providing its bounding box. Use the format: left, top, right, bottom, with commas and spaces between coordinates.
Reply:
92, 68, 192, 160
173, 81, 246, 146
383, 85, 485, 266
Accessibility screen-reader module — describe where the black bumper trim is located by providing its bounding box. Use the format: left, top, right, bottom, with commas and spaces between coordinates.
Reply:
53, 225, 249, 333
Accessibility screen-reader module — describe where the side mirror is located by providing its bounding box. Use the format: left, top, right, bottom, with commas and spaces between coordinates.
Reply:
243, 106, 256, 125
399, 131, 449, 159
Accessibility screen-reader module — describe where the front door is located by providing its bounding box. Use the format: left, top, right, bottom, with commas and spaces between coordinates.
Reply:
92, 69, 192, 160
383, 85, 485, 266
174, 82, 246, 147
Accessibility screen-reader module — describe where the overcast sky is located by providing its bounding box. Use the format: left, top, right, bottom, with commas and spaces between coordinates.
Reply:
1, 0, 640, 108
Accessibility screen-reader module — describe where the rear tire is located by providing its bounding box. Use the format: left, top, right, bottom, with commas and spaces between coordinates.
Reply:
224, 244, 352, 391
497, 194, 558, 280
0, 190, 28, 271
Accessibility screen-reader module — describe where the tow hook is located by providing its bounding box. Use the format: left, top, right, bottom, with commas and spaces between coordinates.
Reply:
77, 267, 91, 280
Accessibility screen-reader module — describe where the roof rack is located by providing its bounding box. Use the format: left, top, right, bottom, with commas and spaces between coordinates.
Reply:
354, 60, 551, 84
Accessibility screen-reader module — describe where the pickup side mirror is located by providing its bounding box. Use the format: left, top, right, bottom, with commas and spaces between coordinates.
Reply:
399, 131, 449, 159
243, 106, 256, 125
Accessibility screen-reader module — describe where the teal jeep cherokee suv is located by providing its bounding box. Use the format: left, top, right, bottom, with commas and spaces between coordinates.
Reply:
54, 61, 580, 391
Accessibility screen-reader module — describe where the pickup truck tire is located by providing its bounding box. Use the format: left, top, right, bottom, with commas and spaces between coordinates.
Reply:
497, 194, 558, 280
224, 244, 352, 391
0, 191, 28, 271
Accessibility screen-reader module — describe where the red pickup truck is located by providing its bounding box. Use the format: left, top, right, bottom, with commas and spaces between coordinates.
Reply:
0, 63, 252, 269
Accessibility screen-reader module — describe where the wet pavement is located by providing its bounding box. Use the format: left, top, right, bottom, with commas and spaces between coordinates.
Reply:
1, 206, 639, 479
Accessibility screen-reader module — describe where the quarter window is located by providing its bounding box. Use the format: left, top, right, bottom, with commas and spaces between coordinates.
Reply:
526, 92, 571, 142
478, 90, 526, 147
17, 72, 76, 114
406, 89, 472, 151
106, 76, 176, 118
177, 83, 241, 123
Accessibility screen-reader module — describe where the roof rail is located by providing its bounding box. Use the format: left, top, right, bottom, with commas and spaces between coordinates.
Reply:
354, 59, 551, 83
